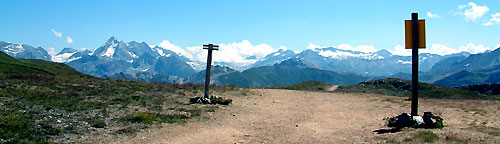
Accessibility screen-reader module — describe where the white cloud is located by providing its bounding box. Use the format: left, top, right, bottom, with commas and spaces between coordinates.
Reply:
426, 44, 462, 55
482, 21, 494, 26
496, 44, 500, 49
51, 29, 62, 38
427, 12, 440, 18
278, 46, 288, 51
47, 47, 57, 56
308, 43, 378, 53
388, 45, 411, 56
158, 40, 187, 57
214, 40, 277, 64
459, 2, 489, 22
66, 36, 73, 44
307, 43, 323, 49
482, 13, 500, 26
390, 43, 493, 56
159, 40, 278, 66
458, 5, 467, 9
457, 43, 492, 54
490, 13, 500, 22
337, 44, 378, 53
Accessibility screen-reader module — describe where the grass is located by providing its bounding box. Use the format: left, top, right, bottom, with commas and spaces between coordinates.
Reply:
0, 72, 239, 143
414, 131, 439, 143
90, 118, 106, 128
210, 97, 233, 105
0, 51, 82, 75
121, 112, 189, 125
404, 131, 439, 143
465, 123, 500, 137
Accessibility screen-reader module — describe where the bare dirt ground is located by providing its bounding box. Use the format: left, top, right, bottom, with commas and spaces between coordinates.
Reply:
102, 89, 500, 143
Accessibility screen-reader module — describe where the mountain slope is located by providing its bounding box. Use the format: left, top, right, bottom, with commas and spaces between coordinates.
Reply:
0, 41, 52, 61
432, 48, 500, 74
66, 37, 195, 79
252, 48, 296, 67
151, 55, 195, 78
336, 78, 489, 99
0, 51, 81, 75
52, 48, 78, 62
190, 58, 368, 87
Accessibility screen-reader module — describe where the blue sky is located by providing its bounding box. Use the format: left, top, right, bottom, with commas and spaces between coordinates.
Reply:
1, 0, 499, 56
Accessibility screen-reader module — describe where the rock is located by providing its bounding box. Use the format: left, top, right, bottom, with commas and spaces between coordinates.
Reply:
413, 116, 424, 126
422, 112, 444, 128
189, 97, 201, 104
422, 112, 434, 128
387, 113, 414, 128
202, 98, 211, 104
387, 112, 444, 129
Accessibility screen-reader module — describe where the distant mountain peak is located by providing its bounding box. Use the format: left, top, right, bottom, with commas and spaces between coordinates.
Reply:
275, 58, 317, 68
56, 47, 78, 55
0, 41, 51, 61
376, 49, 392, 57
106, 36, 119, 45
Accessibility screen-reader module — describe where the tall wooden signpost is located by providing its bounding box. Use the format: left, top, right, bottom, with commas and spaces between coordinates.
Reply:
203, 44, 219, 98
405, 13, 426, 116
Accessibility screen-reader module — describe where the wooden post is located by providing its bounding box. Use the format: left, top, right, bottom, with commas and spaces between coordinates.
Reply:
411, 13, 419, 116
203, 44, 219, 98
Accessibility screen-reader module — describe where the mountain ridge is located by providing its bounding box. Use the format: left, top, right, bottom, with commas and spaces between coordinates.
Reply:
2, 38, 500, 87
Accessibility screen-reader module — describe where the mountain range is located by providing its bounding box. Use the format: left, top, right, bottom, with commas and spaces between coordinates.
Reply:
2, 37, 499, 87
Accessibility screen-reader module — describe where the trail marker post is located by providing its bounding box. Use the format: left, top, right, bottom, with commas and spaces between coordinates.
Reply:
203, 44, 219, 98
405, 13, 426, 116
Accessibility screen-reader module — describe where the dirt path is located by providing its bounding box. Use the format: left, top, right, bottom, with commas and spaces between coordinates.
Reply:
325, 85, 339, 92
106, 89, 500, 143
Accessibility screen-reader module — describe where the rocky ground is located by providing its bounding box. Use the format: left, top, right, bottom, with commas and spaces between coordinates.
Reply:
96, 89, 500, 143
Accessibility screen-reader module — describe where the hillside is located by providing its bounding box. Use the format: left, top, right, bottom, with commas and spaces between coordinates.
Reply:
0, 51, 81, 75
187, 58, 368, 87
335, 78, 495, 99
253, 80, 333, 91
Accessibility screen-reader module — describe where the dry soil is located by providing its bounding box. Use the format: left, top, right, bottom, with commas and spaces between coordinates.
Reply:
101, 89, 500, 143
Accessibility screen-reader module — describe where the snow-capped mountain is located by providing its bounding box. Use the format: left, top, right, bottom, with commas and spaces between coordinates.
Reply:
65, 37, 195, 79
0, 41, 52, 61
252, 47, 470, 76
251, 48, 296, 68
4, 37, 497, 86
52, 48, 78, 62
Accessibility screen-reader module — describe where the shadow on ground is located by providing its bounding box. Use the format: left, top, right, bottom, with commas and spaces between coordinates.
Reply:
373, 128, 401, 134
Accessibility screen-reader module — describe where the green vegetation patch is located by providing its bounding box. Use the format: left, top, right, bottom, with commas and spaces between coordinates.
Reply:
121, 112, 189, 125
0, 113, 62, 143
0, 51, 82, 75
413, 131, 440, 143
210, 97, 232, 105
89, 118, 106, 128
0, 71, 239, 143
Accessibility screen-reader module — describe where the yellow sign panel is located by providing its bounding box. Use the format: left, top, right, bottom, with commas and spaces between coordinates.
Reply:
405, 20, 426, 49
